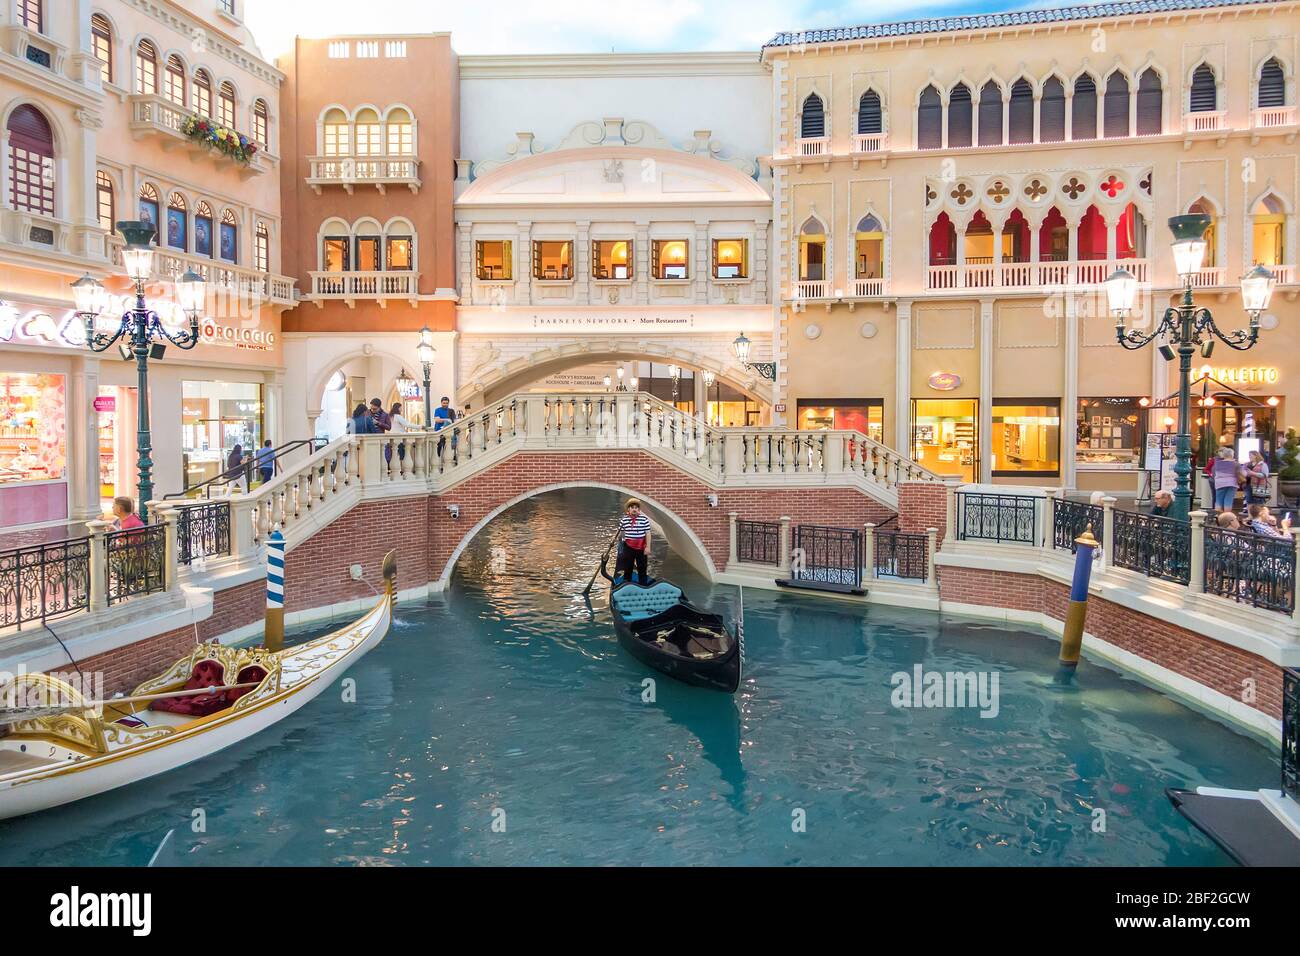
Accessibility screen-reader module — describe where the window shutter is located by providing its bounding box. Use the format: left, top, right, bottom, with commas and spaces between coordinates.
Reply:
1072, 75, 1097, 140
857, 91, 881, 135
978, 82, 1003, 145
800, 94, 824, 138
1040, 77, 1066, 142
1103, 73, 1129, 138
918, 86, 942, 149
651, 240, 661, 278
475, 241, 484, 278
1008, 80, 1034, 143
1258, 59, 1285, 108
532, 241, 540, 279
948, 85, 972, 147
1136, 69, 1162, 135
625, 239, 632, 280
1189, 65, 1217, 112
502, 240, 512, 279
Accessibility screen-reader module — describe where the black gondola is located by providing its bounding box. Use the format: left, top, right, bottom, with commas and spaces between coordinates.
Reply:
600, 557, 741, 693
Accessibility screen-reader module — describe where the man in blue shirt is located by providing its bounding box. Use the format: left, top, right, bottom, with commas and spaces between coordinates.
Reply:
433, 396, 454, 458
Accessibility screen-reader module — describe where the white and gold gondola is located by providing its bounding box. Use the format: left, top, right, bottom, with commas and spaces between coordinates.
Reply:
0, 551, 396, 822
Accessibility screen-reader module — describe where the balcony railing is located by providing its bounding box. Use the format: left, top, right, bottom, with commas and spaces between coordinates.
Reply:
797, 137, 828, 158
1188, 266, 1226, 288
108, 239, 296, 307
309, 270, 419, 304
852, 278, 885, 297
128, 94, 267, 176
1051, 498, 1103, 553
927, 258, 1149, 291
1265, 263, 1296, 284
957, 492, 1039, 544
1253, 106, 1296, 130
736, 519, 780, 565
1204, 525, 1296, 614
873, 529, 928, 580
1112, 510, 1190, 586
306, 155, 422, 194
793, 279, 828, 299
852, 133, 885, 153
1183, 110, 1225, 133
0, 537, 90, 630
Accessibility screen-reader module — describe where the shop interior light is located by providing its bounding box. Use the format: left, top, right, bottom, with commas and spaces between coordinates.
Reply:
1240, 265, 1276, 317
1203, 396, 1216, 407
116, 220, 157, 283
1163, 416, 1175, 429
1268, 396, 1281, 407
1168, 214, 1211, 279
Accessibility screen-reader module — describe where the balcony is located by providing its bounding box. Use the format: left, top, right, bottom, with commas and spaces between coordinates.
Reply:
309, 271, 419, 307
793, 279, 829, 300
1182, 111, 1225, 133
107, 240, 295, 307
1252, 106, 1296, 137
1188, 267, 1225, 288
852, 278, 886, 297
852, 133, 885, 153
925, 259, 1150, 291
306, 155, 422, 195
128, 95, 268, 178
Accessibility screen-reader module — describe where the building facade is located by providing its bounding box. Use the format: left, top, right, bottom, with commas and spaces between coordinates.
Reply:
766, 0, 1298, 492
0, 0, 292, 531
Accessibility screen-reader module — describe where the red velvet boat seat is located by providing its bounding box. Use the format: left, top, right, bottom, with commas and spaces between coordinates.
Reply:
225, 665, 268, 704
150, 659, 229, 717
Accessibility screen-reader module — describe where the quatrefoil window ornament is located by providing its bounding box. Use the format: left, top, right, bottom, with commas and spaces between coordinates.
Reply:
1023, 179, 1048, 202
1062, 177, 1086, 200
1139, 172, 1152, 195
987, 181, 1010, 203
926, 185, 938, 205
1101, 174, 1124, 198
950, 182, 974, 205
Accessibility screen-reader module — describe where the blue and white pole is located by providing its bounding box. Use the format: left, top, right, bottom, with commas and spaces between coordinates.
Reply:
265, 528, 286, 650
1056, 524, 1099, 684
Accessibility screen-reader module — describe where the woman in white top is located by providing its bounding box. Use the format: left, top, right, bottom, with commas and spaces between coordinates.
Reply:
388, 402, 421, 433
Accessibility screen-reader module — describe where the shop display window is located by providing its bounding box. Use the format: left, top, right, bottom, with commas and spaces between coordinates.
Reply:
797, 399, 884, 442
1077, 397, 1142, 466
532, 241, 573, 280
182, 381, 264, 490
992, 399, 1060, 476
0, 373, 66, 483
476, 240, 512, 280
593, 240, 632, 279
912, 399, 978, 482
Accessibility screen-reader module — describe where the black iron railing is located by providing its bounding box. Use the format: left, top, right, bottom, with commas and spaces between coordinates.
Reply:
1284, 669, 1300, 801
1111, 510, 1190, 585
105, 524, 167, 606
957, 492, 1038, 544
792, 524, 862, 588
1204, 526, 1296, 614
874, 530, 928, 580
737, 519, 780, 565
1052, 498, 1104, 552
175, 501, 231, 565
0, 537, 91, 629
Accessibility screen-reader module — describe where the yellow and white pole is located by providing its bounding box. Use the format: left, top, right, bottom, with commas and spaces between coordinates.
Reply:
265, 528, 286, 651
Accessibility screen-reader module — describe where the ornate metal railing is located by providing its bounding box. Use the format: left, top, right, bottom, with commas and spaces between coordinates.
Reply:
1204, 526, 1296, 614
105, 524, 167, 606
791, 524, 862, 588
1052, 498, 1104, 552
957, 492, 1038, 544
1284, 669, 1300, 801
1111, 511, 1190, 585
0, 538, 91, 629
175, 501, 232, 565
736, 519, 780, 565
874, 530, 928, 580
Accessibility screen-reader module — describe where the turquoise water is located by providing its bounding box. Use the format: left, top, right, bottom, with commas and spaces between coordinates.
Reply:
0, 488, 1277, 866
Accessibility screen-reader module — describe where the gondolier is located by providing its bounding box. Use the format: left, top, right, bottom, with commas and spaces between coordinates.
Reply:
615, 498, 651, 585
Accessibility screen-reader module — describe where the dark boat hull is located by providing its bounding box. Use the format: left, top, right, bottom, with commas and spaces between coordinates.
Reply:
607, 580, 741, 693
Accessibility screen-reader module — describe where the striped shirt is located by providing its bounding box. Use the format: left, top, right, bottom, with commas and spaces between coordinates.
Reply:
619, 513, 651, 549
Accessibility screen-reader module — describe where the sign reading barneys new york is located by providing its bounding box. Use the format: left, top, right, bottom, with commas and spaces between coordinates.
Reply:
458, 305, 770, 335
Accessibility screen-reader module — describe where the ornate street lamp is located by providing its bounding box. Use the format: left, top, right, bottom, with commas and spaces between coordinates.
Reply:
629, 375, 639, 392
416, 325, 436, 427
603, 374, 612, 392
702, 369, 717, 426
616, 365, 626, 391
75, 221, 202, 521
1107, 214, 1276, 522
668, 363, 680, 402
731, 331, 776, 381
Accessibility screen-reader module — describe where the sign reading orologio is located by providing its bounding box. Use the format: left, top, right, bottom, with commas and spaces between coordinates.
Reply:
928, 371, 962, 391
201, 320, 276, 351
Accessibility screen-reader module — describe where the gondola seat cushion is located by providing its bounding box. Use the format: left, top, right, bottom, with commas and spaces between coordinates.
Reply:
150, 659, 228, 717
612, 583, 683, 621
226, 665, 269, 703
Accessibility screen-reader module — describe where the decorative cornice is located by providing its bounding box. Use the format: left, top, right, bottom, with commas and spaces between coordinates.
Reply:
123, 0, 285, 87
74, 108, 104, 130
459, 51, 765, 80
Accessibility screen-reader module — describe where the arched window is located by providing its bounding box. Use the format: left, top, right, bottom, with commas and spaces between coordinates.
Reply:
917, 86, 942, 149
252, 98, 269, 146
255, 221, 269, 272
1103, 72, 1130, 138
1190, 64, 1218, 113
217, 81, 236, 128
219, 209, 238, 263
135, 40, 158, 95
7, 105, 55, 216
1116, 202, 1146, 259
91, 13, 113, 85
798, 216, 826, 281
1188, 198, 1217, 267
1072, 74, 1097, 140
164, 54, 186, 107
321, 219, 350, 272
948, 83, 973, 148
166, 192, 187, 250
322, 108, 350, 156
857, 90, 882, 135
192, 69, 212, 117
1039, 207, 1069, 261
1252, 195, 1286, 266
195, 201, 214, 257
800, 93, 825, 139
964, 210, 994, 264
855, 214, 884, 278
978, 81, 1003, 145
355, 107, 381, 155
96, 171, 114, 232
1077, 205, 1107, 260
928, 213, 956, 266
1002, 209, 1031, 262
1008, 79, 1034, 144
1258, 58, 1286, 108
385, 219, 413, 271
137, 183, 159, 238
386, 108, 413, 154
18, 0, 41, 32
1040, 76, 1066, 142
1136, 68, 1162, 135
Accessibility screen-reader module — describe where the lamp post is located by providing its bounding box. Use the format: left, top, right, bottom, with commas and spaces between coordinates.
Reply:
74, 221, 203, 522
1106, 214, 1275, 522
416, 325, 436, 427
702, 369, 716, 425
668, 363, 680, 403
732, 331, 776, 381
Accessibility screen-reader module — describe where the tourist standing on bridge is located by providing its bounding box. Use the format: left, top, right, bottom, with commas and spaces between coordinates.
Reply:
255, 439, 275, 485
615, 498, 652, 585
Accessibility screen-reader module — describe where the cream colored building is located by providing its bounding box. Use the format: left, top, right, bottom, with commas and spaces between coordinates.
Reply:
766, 0, 1298, 492
0, 0, 293, 530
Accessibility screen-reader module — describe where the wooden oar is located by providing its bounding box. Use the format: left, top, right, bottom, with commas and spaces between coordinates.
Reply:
583, 532, 621, 596
0, 682, 261, 724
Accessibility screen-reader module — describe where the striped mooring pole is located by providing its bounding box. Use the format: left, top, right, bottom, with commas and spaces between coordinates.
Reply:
1057, 523, 1100, 683
265, 528, 286, 651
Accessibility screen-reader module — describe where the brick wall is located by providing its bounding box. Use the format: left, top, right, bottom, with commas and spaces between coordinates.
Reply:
897, 481, 948, 538
938, 565, 1284, 719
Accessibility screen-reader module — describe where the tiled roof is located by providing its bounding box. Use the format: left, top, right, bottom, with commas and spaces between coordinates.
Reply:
764, 0, 1284, 48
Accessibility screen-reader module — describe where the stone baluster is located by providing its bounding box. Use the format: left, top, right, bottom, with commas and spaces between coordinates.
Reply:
823, 432, 844, 476
86, 518, 112, 612
1188, 510, 1207, 594
723, 433, 744, 475
230, 494, 257, 558
944, 480, 959, 545
863, 521, 876, 582
160, 505, 180, 591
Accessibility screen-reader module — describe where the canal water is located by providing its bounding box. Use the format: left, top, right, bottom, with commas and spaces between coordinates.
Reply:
0, 488, 1277, 866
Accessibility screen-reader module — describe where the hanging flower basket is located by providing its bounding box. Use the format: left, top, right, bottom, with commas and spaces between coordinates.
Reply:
180, 116, 259, 166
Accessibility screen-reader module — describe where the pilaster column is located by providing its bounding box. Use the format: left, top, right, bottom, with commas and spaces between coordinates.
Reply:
516, 220, 532, 305
926, 528, 938, 584
634, 222, 650, 305
86, 519, 112, 611
68, 354, 101, 521
1101, 495, 1117, 569
1063, 294, 1079, 490
1105, 214, 1118, 261
778, 516, 792, 574
695, 222, 709, 302
863, 522, 876, 581
978, 298, 994, 483
1064, 92, 1073, 141
895, 298, 912, 455
728, 511, 738, 566
576, 220, 591, 305
1188, 510, 1207, 593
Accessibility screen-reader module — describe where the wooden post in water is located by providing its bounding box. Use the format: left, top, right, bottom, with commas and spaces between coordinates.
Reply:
1057, 524, 1099, 683
265, 528, 286, 651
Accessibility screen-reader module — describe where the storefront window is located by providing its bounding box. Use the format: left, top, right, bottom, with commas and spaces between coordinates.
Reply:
992, 399, 1060, 476
476, 240, 512, 280
712, 239, 747, 279
797, 399, 884, 442
652, 240, 689, 279
1077, 397, 1142, 466
593, 240, 632, 279
707, 381, 760, 427
912, 399, 977, 482
532, 241, 573, 280
1192, 397, 1278, 467
0, 373, 65, 483
181, 381, 263, 490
